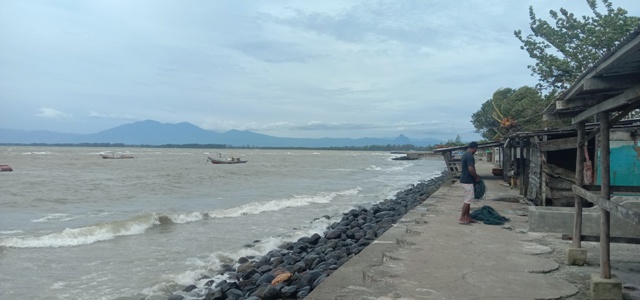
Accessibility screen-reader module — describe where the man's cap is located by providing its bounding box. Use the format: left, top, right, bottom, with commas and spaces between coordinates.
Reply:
468, 141, 478, 149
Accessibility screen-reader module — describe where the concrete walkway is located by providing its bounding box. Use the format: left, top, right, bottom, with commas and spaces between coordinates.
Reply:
306, 160, 580, 300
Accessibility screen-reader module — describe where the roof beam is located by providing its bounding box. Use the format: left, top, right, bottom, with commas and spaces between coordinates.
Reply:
583, 74, 640, 92
561, 34, 640, 101
538, 136, 578, 151
556, 98, 601, 110
572, 84, 640, 124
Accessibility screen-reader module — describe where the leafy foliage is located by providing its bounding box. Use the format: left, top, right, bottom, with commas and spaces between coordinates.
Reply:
471, 86, 555, 140
514, 0, 640, 91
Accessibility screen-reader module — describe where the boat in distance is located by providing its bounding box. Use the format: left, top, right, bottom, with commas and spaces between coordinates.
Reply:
100, 152, 134, 159
206, 153, 247, 164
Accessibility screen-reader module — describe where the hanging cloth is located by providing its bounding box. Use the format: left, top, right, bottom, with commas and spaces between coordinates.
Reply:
583, 146, 594, 185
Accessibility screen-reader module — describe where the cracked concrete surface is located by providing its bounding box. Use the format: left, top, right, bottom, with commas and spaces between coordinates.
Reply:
306, 160, 585, 300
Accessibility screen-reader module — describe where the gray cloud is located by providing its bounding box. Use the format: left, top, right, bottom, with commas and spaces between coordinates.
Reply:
2, 0, 638, 139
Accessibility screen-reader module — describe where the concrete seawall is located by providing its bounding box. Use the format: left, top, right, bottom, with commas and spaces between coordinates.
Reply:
305, 160, 640, 300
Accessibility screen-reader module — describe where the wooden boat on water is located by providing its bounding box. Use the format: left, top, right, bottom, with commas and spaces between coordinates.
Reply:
207, 153, 247, 164
0, 164, 13, 172
100, 152, 134, 159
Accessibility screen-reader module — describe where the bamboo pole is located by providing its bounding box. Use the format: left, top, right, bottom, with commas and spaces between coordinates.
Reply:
599, 112, 611, 279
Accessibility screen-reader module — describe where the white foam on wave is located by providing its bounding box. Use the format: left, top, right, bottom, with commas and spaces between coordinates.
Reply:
21, 151, 51, 155
0, 230, 23, 235
385, 164, 411, 172
365, 164, 410, 172
167, 211, 207, 224
365, 165, 383, 171
205, 187, 360, 219
32, 213, 73, 223
0, 214, 159, 248
1, 188, 357, 248
32, 211, 115, 223
142, 215, 336, 299
214, 215, 334, 268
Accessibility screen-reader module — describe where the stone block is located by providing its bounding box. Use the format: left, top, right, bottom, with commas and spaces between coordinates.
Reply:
590, 273, 622, 300
566, 248, 587, 266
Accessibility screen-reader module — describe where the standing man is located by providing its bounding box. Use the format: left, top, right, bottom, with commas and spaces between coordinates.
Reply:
459, 141, 480, 224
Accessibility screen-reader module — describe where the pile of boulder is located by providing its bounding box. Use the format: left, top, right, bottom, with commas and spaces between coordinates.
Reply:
169, 174, 446, 300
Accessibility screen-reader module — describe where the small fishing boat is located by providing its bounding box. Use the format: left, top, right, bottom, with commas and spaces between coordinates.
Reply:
100, 152, 134, 159
207, 153, 247, 164
0, 164, 13, 172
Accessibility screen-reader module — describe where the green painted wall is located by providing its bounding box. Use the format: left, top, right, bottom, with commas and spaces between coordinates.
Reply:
596, 140, 640, 186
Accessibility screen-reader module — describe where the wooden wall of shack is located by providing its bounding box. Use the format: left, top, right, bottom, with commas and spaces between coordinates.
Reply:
506, 131, 594, 207
508, 125, 639, 207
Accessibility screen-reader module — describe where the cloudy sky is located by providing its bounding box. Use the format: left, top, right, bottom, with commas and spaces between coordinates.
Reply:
1, 1, 638, 141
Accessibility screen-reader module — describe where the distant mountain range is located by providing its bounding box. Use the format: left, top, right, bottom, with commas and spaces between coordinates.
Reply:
0, 120, 442, 147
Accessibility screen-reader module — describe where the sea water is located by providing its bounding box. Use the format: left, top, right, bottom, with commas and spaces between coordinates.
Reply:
0, 146, 444, 300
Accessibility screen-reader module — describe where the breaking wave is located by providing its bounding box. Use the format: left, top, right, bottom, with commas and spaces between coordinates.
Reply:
0, 188, 359, 248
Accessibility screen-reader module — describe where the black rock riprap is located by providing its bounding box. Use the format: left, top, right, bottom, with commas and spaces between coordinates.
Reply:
169, 174, 446, 300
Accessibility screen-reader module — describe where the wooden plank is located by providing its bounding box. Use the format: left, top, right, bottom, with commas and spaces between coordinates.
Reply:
573, 185, 602, 203
526, 146, 541, 203
548, 177, 574, 189
543, 164, 576, 183
585, 185, 640, 193
550, 190, 576, 199
538, 137, 578, 151
572, 84, 640, 124
609, 98, 640, 126
555, 98, 600, 110
572, 186, 640, 226
579, 130, 598, 147
562, 234, 640, 245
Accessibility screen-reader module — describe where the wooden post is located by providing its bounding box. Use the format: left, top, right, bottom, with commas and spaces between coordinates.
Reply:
512, 144, 518, 187
573, 121, 586, 248
500, 146, 506, 181
503, 144, 510, 182
599, 112, 611, 279
524, 140, 531, 197
541, 135, 547, 206
519, 141, 525, 195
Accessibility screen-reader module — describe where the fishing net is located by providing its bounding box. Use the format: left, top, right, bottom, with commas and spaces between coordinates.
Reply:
473, 180, 486, 200
470, 205, 510, 225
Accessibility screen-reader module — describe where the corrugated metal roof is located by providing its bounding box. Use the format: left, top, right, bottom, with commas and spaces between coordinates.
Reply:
432, 141, 503, 153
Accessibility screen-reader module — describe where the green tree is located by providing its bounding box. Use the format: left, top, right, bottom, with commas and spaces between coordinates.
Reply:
445, 135, 464, 146
471, 86, 552, 140
514, 0, 640, 91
